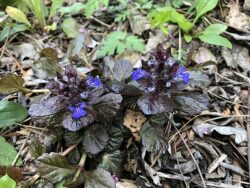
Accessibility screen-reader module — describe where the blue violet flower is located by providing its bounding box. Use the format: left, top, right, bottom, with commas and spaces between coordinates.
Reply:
132, 68, 148, 81
87, 76, 102, 88
174, 66, 189, 84
68, 102, 87, 120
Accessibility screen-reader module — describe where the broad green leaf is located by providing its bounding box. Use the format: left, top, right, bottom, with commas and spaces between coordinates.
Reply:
198, 33, 232, 48
0, 136, 22, 166
202, 23, 228, 35
98, 150, 123, 177
84, 168, 116, 188
0, 11, 5, 17
44, 22, 57, 31
85, 0, 109, 18
148, 6, 193, 33
36, 153, 75, 183
59, 3, 85, 16
97, 31, 145, 57
24, 0, 46, 27
184, 34, 192, 43
0, 24, 28, 42
49, 0, 64, 19
55, 180, 66, 188
193, 0, 219, 24
61, 17, 79, 38
0, 101, 28, 129
0, 174, 16, 188
0, 74, 28, 94
5, 6, 31, 26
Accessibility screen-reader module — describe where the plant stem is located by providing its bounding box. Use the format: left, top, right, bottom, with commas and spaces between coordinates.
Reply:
73, 153, 87, 182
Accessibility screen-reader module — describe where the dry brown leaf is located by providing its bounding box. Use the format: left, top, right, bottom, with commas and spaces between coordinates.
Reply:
124, 109, 146, 141
192, 47, 216, 64
225, 3, 250, 31
234, 104, 243, 125
116, 179, 138, 188
222, 45, 250, 72
115, 51, 142, 68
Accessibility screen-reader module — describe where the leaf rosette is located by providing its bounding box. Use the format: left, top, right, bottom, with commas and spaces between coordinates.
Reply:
29, 65, 122, 131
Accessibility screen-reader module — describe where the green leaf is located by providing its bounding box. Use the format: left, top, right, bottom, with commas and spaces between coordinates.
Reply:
55, 180, 66, 188
202, 23, 228, 35
198, 33, 232, 48
184, 34, 192, 43
61, 17, 79, 38
193, 0, 219, 24
0, 101, 28, 129
36, 153, 75, 183
0, 74, 28, 94
148, 6, 193, 33
24, 0, 47, 28
98, 150, 123, 176
59, 3, 85, 16
140, 121, 168, 154
83, 124, 109, 155
97, 31, 145, 57
0, 174, 16, 188
0, 24, 28, 42
85, 0, 109, 18
0, 136, 22, 166
84, 168, 116, 188
5, 6, 31, 26
49, 0, 64, 19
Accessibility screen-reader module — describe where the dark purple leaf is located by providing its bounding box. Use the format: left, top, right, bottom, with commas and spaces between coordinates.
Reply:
140, 121, 168, 154
173, 92, 209, 115
83, 124, 109, 155
29, 139, 46, 158
106, 126, 124, 153
137, 94, 173, 115
83, 168, 116, 188
97, 150, 123, 177
92, 93, 122, 123
113, 60, 133, 82
62, 108, 96, 131
29, 96, 67, 117
64, 131, 83, 146
36, 153, 75, 184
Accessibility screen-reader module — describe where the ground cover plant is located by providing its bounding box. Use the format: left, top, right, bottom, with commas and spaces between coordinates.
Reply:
0, 0, 250, 187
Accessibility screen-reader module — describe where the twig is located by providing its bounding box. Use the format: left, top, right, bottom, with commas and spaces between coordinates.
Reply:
156, 172, 191, 181
208, 154, 227, 173
30, 89, 50, 93
170, 120, 206, 188
178, 28, 182, 61
91, 16, 112, 28
12, 132, 31, 166
61, 144, 78, 156
247, 85, 250, 182
220, 162, 247, 176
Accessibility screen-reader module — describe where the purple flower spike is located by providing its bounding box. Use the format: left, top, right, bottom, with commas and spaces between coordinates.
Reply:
68, 102, 87, 120
174, 66, 189, 84
132, 68, 148, 81
87, 76, 102, 88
